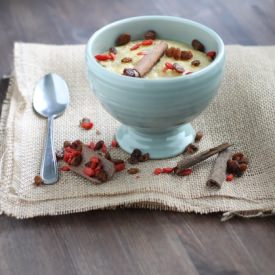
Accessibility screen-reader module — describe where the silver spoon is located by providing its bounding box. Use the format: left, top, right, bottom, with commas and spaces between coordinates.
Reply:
33, 73, 69, 184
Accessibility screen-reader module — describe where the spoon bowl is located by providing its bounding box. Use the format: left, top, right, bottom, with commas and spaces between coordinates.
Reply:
33, 73, 69, 184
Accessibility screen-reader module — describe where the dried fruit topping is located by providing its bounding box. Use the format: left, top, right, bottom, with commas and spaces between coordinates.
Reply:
94, 140, 104, 151
80, 118, 93, 130
115, 162, 126, 172
195, 131, 203, 142
127, 168, 140, 174
144, 30, 157, 40
174, 48, 182, 60
226, 174, 234, 181
185, 72, 193, 75
95, 170, 108, 182
162, 167, 174, 173
177, 168, 193, 176
192, 39, 205, 52
109, 47, 117, 54
71, 140, 83, 151
141, 39, 153, 46
180, 51, 193, 61
207, 51, 216, 60
128, 149, 149, 164
60, 166, 71, 172
165, 47, 174, 57
185, 143, 199, 154
139, 152, 150, 162
71, 154, 83, 166
154, 168, 162, 175
95, 54, 113, 61
105, 151, 112, 161
116, 33, 131, 46
34, 175, 43, 186
191, 60, 201, 67
123, 68, 140, 77
121, 57, 133, 63
83, 166, 95, 177
227, 152, 248, 177
164, 62, 174, 70
130, 43, 141, 51
111, 139, 119, 148
173, 63, 185, 73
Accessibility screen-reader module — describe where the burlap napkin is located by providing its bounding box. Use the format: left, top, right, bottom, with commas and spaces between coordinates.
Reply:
0, 43, 275, 219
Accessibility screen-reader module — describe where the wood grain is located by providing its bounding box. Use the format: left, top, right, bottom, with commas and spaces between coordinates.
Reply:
1, 0, 275, 274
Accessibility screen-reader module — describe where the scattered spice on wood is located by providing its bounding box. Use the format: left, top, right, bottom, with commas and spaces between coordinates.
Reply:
174, 143, 232, 175
34, 175, 43, 186
206, 148, 232, 189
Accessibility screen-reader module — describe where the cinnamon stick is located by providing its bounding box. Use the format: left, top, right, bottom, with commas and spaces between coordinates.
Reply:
206, 148, 232, 189
134, 41, 168, 77
175, 143, 232, 174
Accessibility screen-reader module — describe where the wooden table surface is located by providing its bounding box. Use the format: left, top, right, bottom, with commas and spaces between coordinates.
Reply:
1, 1, 275, 274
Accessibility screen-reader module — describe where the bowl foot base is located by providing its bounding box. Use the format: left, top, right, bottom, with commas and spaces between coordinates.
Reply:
116, 124, 195, 159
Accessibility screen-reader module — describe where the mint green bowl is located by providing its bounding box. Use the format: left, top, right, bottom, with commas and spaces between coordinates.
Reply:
86, 16, 225, 159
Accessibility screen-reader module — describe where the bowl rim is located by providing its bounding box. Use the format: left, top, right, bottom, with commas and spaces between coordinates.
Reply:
86, 15, 225, 84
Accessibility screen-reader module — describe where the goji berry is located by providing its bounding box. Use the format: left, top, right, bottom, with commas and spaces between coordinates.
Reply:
154, 168, 162, 175
115, 163, 126, 172
95, 54, 111, 61
141, 39, 153, 46
111, 139, 119, 148
162, 167, 174, 173
109, 53, 116, 60
165, 62, 174, 70
226, 174, 234, 181
83, 167, 95, 177
60, 166, 71, 172
130, 43, 141, 51
179, 168, 192, 176
80, 122, 94, 130
90, 156, 100, 164
207, 51, 216, 60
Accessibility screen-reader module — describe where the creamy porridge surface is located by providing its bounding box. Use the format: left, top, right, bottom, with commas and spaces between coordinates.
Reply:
96, 39, 212, 79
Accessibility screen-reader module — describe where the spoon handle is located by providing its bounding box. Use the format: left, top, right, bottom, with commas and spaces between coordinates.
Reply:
41, 116, 58, 184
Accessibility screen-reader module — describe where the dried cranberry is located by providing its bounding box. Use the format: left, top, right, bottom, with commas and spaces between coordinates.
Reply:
180, 51, 193, 61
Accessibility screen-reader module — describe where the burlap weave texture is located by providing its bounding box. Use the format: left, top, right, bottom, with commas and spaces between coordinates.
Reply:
0, 43, 275, 218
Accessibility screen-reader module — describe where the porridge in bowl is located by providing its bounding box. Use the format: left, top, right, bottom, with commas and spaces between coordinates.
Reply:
94, 30, 216, 79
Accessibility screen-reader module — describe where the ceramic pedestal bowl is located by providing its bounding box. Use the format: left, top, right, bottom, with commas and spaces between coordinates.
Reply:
86, 16, 225, 159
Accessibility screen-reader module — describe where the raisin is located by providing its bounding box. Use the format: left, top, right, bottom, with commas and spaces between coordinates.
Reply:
191, 60, 201, 67
144, 30, 157, 40
232, 152, 244, 161
139, 153, 150, 162
186, 143, 199, 154
121, 57, 132, 63
174, 48, 181, 60
127, 168, 140, 174
132, 149, 142, 158
195, 131, 203, 142
239, 163, 248, 172
192, 39, 205, 52
94, 140, 104, 150
165, 47, 174, 57
180, 50, 193, 60
71, 154, 83, 166
227, 160, 240, 174
122, 68, 140, 77
128, 157, 139, 165
34, 175, 43, 186
71, 140, 82, 151
116, 33, 131, 46
105, 151, 112, 161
